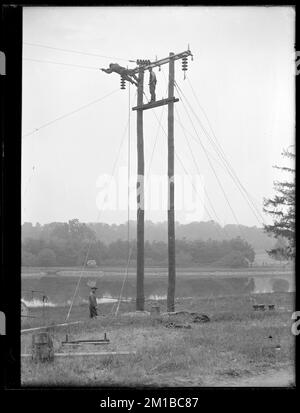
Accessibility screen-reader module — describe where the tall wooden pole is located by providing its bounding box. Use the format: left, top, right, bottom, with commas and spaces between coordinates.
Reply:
136, 67, 145, 311
167, 53, 176, 312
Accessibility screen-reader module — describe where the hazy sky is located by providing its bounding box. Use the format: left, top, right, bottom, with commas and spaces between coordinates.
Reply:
22, 6, 295, 227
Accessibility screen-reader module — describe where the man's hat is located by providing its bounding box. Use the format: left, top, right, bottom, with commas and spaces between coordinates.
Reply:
87, 280, 97, 289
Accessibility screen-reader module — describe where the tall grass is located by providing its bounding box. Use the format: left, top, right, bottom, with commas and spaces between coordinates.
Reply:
21, 292, 295, 387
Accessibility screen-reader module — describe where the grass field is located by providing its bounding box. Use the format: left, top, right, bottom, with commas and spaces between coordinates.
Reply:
21, 291, 295, 387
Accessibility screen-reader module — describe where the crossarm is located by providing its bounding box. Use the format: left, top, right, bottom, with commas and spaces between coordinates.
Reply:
130, 50, 192, 75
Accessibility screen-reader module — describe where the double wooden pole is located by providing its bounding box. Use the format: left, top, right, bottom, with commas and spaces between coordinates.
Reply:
136, 54, 176, 312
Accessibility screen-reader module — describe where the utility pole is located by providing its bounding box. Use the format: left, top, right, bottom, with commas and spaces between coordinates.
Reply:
167, 53, 176, 312
136, 66, 145, 311
103, 49, 192, 313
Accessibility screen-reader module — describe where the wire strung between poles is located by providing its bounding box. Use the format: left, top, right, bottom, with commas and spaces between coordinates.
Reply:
174, 82, 246, 239
113, 104, 166, 317
158, 68, 226, 231
185, 78, 264, 223
177, 79, 264, 225
186, 76, 264, 218
23, 57, 101, 70
174, 105, 230, 238
22, 89, 119, 138
142, 90, 225, 233
24, 41, 136, 62
65, 95, 136, 322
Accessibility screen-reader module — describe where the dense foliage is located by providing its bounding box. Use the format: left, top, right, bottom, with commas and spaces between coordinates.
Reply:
22, 220, 274, 250
263, 148, 295, 260
22, 219, 255, 268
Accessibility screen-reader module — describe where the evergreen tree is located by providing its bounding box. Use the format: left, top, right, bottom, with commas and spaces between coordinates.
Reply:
263, 148, 295, 259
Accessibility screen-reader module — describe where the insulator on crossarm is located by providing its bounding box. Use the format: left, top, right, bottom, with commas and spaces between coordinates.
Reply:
137, 59, 150, 66
120, 76, 126, 90
182, 56, 188, 72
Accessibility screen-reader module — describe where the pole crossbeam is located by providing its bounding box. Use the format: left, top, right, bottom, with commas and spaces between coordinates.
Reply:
132, 97, 179, 112
130, 50, 192, 74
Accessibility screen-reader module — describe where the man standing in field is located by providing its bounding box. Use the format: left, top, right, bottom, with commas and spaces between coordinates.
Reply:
89, 287, 98, 319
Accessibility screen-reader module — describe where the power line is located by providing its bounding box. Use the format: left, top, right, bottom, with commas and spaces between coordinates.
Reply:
174, 118, 225, 170
174, 103, 263, 224
160, 68, 232, 234
184, 78, 265, 225
24, 41, 135, 62
186, 77, 264, 222
22, 89, 119, 138
157, 68, 222, 226
174, 150, 226, 239
143, 91, 225, 233
22, 166, 36, 216
175, 106, 229, 238
176, 81, 244, 234
65, 103, 134, 322
114, 99, 168, 315
23, 57, 101, 70
176, 80, 265, 226
174, 82, 246, 239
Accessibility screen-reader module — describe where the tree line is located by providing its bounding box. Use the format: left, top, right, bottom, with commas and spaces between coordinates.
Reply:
22, 219, 255, 268
22, 219, 275, 250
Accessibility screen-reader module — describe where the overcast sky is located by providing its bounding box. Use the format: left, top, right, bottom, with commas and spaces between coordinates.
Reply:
22, 6, 295, 227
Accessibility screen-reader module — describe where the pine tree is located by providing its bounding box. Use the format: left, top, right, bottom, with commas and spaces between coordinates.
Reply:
263, 148, 295, 259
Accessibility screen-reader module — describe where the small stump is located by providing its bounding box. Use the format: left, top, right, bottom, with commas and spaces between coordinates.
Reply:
32, 331, 54, 363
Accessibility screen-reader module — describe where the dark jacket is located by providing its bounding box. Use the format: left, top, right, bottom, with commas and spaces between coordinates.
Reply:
89, 292, 97, 308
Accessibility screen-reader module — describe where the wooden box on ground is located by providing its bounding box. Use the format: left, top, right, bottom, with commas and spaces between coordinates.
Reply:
31, 331, 54, 362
